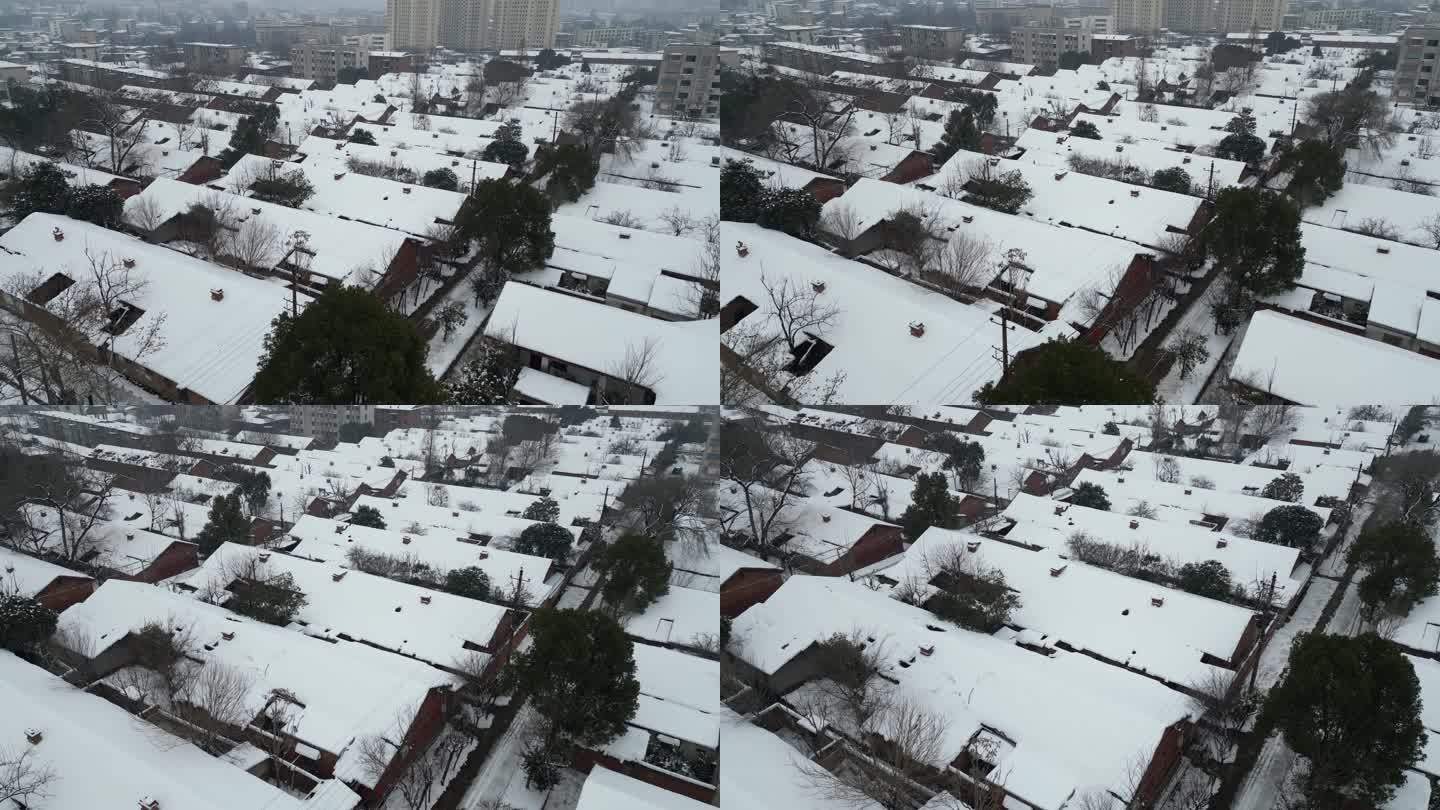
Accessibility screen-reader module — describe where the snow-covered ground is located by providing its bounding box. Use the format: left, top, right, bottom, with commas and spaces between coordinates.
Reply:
1155, 281, 1231, 404
458, 703, 584, 810
425, 277, 493, 379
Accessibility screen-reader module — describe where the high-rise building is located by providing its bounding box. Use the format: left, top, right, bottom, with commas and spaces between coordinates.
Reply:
290, 43, 370, 82
1395, 25, 1440, 108
491, 0, 559, 51
656, 44, 722, 118
1162, 0, 1210, 33
1009, 26, 1094, 65
387, 0, 441, 50
289, 406, 375, 440
1214, 0, 1282, 33
1109, 0, 1165, 33
439, 0, 490, 51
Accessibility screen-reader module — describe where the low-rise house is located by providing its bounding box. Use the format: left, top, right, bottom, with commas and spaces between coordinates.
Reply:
177, 543, 526, 681
723, 484, 905, 575
576, 765, 711, 810
485, 281, 719, 405
878, 529, 1263, 689
0, 546, 95, 610
122, 179, 426, 305
729, 575, 1196, 810
1069, 467, 1332, 529
285, 514, 557, 606
0, 650, 361, 810
0, 145, 143, 197
70, 128, 224, 184
623, 584, 720, 653
0, 214, 296, 404
294, 134, 511, 193
55, 580, 458, 805
14, 503, 200, 583
1122, 448, 1358, 504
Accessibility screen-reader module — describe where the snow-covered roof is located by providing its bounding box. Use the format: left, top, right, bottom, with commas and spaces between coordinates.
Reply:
177, 543, 508, 670
1303, 181, 1440, 246
667, 542, 777, 592
1001, 493, 1302, 601
0, 144, 129, 187
123, 178, 410, 287
0, 546, 91, 597
1231, 311, 1440, 406
722, 221, 1050, 404
18, 503, 197, 578
485, 281, 718, 404
0, 650, 348, 810
225, 153, 467, 238
0, 214, 293, 404
932, 147, 1202, 249
623, 585, 719, 648
1014, 128, 1247, 191
294, 135, 510, 192
57, 580, 456, 788
1298, 223, 1440, 296
632, 641, 722, 748
287, 514, 554, 606
234, 430, 315, 451
71, 128, 210, 180
244, 74, 315, 90
884, 529, 1256, 686
823, 178, 1144, 306
1407, 654, 1440, 778
1122, 449, 1356, 502
576, 766, 709, 810
1069, 468, 1330, 526
731, 575, 1195, 810
720, 713, 882, 810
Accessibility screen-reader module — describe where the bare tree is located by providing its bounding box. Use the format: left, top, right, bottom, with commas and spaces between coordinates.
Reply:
605, 337, 665, 402
1245, 404, 1299, 446
178, 662, 257, 754
820, 201, 864, 245
0, 746, 56, 806
77, 91, 157, 175
127, 193, 168, 232
720, 418, 817, 551
226, 216, 283, 271
1154, 455, 1182, 484
798, 694, 952, 810
659, 206, 696, 237
1420, 213, 1440, 250
684, 216, 720, 319
840, 463, 875, 511
928, 232, 994, 299
763, 273, 841, 355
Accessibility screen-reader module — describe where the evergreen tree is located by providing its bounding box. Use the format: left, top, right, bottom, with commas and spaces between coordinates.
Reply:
228, 571, 307, 625
513, 522, 574, 560
1069, 120, 1102, 140
1177, 560, 1235, 600
350, 504, 386, 529
1348, 521, 1440, 616
598, 533, 672, 615
1255, 504, 1324, 548
1058, 51, 1085, 70
535, 143, 597, 203
460, 178, 556, 275
65, 183, 123, 227
755, 187, 821, 239
504, 609, 640, 788
975, 340, 1155, 405
232, 468, 272, 514
1263, 632, 1424, 806
195, 493, 250, 556
1205, 188, 1305, 298
348, 129, 379, 145
1261, 472, 1305, 502
8, 161, 72, 219
522, 496, 561, 523
252, 285, 443, 404
422, 167, 459, 190
481, 123, 530, 171
1070, 481, 1111, 511
721, 158, 765, 222
1216, 109, 1266, 163
445, 339, 521, 404
929, 108, 980, 164
0, 595, 58, 654
1150, 166, 1192, 194
899, 472, 961, 542
1281, 140, 1345, 206
445, 566, 492, 600
218, 103, 280, 168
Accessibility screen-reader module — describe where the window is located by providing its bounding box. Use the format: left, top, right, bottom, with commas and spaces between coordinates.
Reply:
685, 54, 697, 61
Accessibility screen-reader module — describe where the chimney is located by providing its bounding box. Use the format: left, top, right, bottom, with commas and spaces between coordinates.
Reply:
452, 511, 460, 518
1129, 520, 1139, 529
1054, 170, 1067, 181
419, 594, 432, 605
1049, 565, 1067, 577
909, 321, 925, 338
332, 571, 347, 582
122, 257, 136, 268
735, 241, 749, 258
52, 227, 64, 242
221, 631, 235, 641
1129, 188, 1140, 197
210, 288, 225, 302
402, 187, 411, 194
1053, 505, 1065, 516
126, 533, 135, 541
1114, 144, 1123, 153
918, 644, 935, 657
24, 729, 42, 745
1150, 596, 1165, 608
1117, 477, 1125, 483
965, 540, 981, 552
402, 536, 412, 544
139, 798, 161, 810
258, 552, 271, 562
821, 513, 831, 523
1216, 538, 1228, 549
1377, 245, 1390, 255
812, 280, 826, 294
477, 550, 489, 560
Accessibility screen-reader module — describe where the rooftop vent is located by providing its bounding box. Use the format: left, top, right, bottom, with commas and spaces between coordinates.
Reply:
966, 540, 981, 552
419, 594, 432, 605
1184, 488, 1192, 495
1377, 245, 1390, 255
710, 155, 721, 166
1114, 145, 1124, 153
962, 215, 974, 223
735, 241, 749, 258
1216, 538, 1228, 549
821, 513, 831, 523
1129, 188, 1140, 197
1150, 596, 1165, 608
402, 187, 411, 194
402, 535, 412, 544
909, 321, 925, 338
1054, 171, 1067, 181
221, 631, 235, 641
1128, 519, 1139, 529
139, 798, 161, 810
1182, 156, 1192, 164
477, 550, 489, 560
1117, 477, 1125, 483
25, 729, 42, 745
812, 280, 826, 294
52, 227, 64, 242
258, 552, 271, 562
452, 511, 460, 518
122, 257, 135, 268
918, 644, 935, 657
125, 533, 135, 541
332, 571, 347, 582
618, 232, 631, 239
210, 287, 225, 301
1050, 565, 1067, 577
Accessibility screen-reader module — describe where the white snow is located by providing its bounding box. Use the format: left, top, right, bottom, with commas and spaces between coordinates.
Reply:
623, 585, 720, 648
574, 766, 709, 810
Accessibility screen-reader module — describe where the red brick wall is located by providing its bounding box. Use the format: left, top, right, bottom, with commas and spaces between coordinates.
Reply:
1082, 254, 1154, 344
806, 177, 848, 204
881, 151, 936, 185
369, 687, 451, 803
35, 575, 96, 611
571, 749, 718, 804
1134, 721, 1188, 807
720, 568, 784, 618
178, 156, 225, 185
820, 524, 905, 575
376, 239, 423, 303
133, 542, 199, 583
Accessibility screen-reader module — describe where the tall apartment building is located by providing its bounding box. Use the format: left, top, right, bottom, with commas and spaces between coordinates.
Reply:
1302, 7, 1378, 29
1010, 26, 1094, 65
255, 21, 309, 51
491, 0, 559, 50
290, 43, 369, 82
1163, 0, 1210, 33
1109, 0, 1166, 33
1063, 14, 1114, 33
289, 406, 375, 440
1214, 0, 1283, 33
895, 24, 968, 58
343, 32, 391, 50
439, 0, 490, 51
183, 42, 249, 72
656, 44, 722, 118
1395, 25, 1440, 107
387, 0, 441, 50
